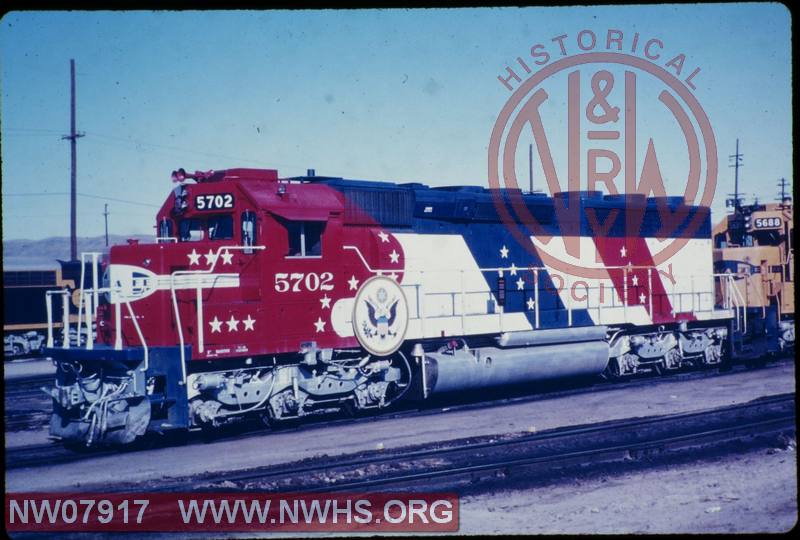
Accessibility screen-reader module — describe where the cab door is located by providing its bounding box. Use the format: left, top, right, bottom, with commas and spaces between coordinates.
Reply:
272, 217, 334, 350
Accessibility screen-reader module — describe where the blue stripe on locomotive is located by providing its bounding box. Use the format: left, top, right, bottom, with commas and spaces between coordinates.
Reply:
312, 177, 711, 332
312, 177, 710, 238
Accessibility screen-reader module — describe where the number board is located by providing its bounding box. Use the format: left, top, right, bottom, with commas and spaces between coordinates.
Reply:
753, 216, 782, 230
195, 193, 235, 211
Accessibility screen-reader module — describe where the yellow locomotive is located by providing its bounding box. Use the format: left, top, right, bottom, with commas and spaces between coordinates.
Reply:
713, 196, 794, 356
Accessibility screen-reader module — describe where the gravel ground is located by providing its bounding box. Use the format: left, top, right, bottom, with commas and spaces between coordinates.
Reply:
459, 438, 797, 534
5, 362, 794, 491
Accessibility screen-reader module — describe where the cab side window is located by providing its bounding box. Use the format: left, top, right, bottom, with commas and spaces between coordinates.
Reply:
285, 220, 325, 257
158, 218, 174, 241
241, 211, 257, 247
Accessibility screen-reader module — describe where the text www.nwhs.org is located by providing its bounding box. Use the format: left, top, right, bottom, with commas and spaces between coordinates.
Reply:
6, 493, 459, 532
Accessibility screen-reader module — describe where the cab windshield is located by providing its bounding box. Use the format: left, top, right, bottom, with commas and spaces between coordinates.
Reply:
179, 215, 234, 242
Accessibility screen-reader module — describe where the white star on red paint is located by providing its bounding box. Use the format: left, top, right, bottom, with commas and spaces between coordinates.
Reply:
209, 316, 222, 333
314, 317, 326, 332
226, 316, 240, 332
188, 249, 201, 265
243, 315, 256, 331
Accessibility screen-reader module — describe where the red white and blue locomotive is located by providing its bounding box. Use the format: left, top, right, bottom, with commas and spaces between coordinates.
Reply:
46, 167, 741, 446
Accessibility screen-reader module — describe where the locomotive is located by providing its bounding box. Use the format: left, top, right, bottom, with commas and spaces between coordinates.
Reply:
4, 260, 93, 357
45, 167, 768, 447
712, 198, 795, 356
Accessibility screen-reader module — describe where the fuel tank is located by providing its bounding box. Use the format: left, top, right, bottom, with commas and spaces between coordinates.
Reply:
423, 327, 609, 395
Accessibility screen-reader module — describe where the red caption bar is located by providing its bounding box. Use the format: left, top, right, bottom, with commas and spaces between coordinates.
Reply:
5, 492, 459, 532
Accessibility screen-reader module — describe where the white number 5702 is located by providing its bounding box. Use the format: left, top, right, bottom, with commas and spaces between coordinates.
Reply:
274, 272, 334, 293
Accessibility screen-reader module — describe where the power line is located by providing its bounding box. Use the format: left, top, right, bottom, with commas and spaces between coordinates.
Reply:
4, 132, 65, 138
5, 127, 64, 134
77, 192, 160, 208
5, 124, 313, 172
83, 131, 308, 170
4, 191, 160, 208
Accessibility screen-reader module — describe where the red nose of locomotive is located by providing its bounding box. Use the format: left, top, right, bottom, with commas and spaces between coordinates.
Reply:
97, 169, 278, 352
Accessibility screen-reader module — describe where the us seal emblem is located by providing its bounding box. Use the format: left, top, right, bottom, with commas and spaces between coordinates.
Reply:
352, 276, 409, 357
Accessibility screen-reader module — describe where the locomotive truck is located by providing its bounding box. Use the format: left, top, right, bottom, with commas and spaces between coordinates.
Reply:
44, 167, 767, 447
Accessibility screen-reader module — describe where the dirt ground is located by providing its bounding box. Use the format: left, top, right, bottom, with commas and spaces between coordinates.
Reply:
459, 439, 798, 534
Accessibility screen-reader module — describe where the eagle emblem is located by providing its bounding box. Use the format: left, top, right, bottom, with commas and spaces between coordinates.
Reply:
364, 286, 399, 340
353, 276, 409, 356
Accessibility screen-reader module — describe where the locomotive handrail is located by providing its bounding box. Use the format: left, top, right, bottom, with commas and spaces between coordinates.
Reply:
713, 272, 747, 334
45, 289, 71, 349
344, 244, 729, 335
343, 245, 681, 274
44, 246, 263, 381
75, 252, 102, 348
344, 244, 726, 333
78, 288, 94, 351
168, 244, 265, 384
125, 298, 149, 371
57, 283, 151, 371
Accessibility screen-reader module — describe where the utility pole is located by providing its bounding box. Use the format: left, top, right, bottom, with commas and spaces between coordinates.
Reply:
62, 59, 85, 261
528, 143, 533, 194
777, 177, 791, 204
728, 139, 743, 210
103, 204, 109, 247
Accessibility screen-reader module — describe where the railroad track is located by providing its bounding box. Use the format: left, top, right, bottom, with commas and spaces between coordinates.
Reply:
5, 356, 793, 469
4, 375, 52, 432
4, 374, 52, 395
154, 392, 796, 493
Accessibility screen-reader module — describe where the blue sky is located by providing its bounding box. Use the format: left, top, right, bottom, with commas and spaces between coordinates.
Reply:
0, 5, 792, 240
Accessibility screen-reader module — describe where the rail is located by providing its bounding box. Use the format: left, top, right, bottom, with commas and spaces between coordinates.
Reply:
171, 393, 795, 493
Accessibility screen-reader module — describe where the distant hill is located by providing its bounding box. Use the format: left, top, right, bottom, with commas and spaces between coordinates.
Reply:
3, 235, 151, 269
